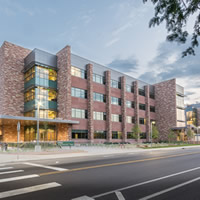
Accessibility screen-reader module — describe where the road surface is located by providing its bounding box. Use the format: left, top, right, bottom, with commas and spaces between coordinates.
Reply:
0, 148, 200, 199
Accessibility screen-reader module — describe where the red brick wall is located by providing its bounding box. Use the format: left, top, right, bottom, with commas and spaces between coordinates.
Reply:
0, 41, 30, 116
154, 79, 177, 141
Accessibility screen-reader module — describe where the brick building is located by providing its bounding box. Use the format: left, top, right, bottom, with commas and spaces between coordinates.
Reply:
0, 41, 185, 143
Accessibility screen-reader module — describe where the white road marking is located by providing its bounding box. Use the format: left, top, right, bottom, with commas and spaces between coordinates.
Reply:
0, 182, 61, 199
115, 191, 126, 200
0, 167, 13, 171
24, 162, 67, 171
103, 155, 114, 158
92, 166, 200, 198
0, 165, 5, 167
0, 174, 39, 183
72, 196, 94, 200
139, 176, 200, 200
0, 170, 24, 175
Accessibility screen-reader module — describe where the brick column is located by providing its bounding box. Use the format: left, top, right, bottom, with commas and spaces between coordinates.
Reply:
105, 71, 112, 142
145, 85, 150, 141
86, 64, 94, 142
56, 45, 72, 120
121, 76, 127, 142
134, 81, 139, 125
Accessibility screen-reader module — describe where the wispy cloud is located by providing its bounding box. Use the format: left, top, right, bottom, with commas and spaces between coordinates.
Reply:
105, 37, 120, 47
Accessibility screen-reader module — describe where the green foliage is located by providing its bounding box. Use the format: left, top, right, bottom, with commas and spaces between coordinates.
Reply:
187, 128, 194, 141
132, 124, 141, 140
168, 130, 176, 143
143, 0, 200, 57
152, 126, 159, 140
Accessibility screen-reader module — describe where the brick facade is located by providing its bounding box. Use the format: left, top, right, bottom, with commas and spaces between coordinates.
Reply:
0, 41, 30, 116
105, 71, 112, 142
134, 81, 139, 125
145, 85, 150, 141
56, 45, 72, 120
154, 79, 177, 141
86, 64, 94, 142
121, 76, 127, 142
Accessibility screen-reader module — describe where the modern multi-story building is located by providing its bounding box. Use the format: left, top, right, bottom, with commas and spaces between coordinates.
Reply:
0, 41, 185, 143
185, 103, 200, 127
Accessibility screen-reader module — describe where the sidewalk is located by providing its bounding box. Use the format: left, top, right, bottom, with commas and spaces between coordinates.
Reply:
0, 145, 200, 164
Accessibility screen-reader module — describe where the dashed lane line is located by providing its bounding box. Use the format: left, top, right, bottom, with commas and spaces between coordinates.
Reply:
0, 182, 61, 199
0, 170, 24, 175
24, 162, 68, 171
0, 174, 39, 183
115, 191, 126, 200
0, 167, 13, 171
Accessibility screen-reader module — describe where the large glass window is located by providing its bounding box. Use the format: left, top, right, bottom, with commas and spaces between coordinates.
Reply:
176, 95, 184, 108
150, 92, 155, 99
111, 80, 121, 89
111, 97, 121, 106
139, 104, 146, 111
111, 114, 122, 122
25, 67, 35, 82
72, 108, 87, 119
25, 89, 35, 102
72, 130, 88, 139
93, 73, 105, 84
71, 87, 87, 99
93, 111, 106, 120
71, 66, 87, 79
177, 109, 185, 122
94, 131, 107, 139
127, 116, 133, 123
24, 110, 57, 119
186, 110, 197, 126
112, 131, 122, 139
93, 92, 106, 103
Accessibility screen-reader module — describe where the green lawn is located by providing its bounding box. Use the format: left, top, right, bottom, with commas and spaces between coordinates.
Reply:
142, 143, 200, 149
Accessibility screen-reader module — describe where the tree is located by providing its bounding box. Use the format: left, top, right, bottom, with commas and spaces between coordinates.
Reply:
168, 130, 177, 143
152, 125, 159, 141
187, 128, 194, 142
143, 0, 200, 57
132, 124, 141, 142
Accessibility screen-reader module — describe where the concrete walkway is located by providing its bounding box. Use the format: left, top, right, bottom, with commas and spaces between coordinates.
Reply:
0, 145, 200, 164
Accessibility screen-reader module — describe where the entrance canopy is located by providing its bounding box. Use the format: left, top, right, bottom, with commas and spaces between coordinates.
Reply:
0, 115, 79, 126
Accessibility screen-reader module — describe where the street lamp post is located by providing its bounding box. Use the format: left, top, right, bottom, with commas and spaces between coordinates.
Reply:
150, 121, 155, 148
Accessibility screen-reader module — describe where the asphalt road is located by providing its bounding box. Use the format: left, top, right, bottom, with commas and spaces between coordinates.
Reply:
1, 148, 200, 199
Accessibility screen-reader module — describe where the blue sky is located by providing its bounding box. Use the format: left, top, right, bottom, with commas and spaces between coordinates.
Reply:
0, 0, 199, 104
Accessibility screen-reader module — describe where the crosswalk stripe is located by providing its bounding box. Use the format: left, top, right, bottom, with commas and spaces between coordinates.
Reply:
0, 170, 24, 175
115, 191, 125, 200
0, 174, 39, 183
24, 162, 67, 171
0, 182, 61, 199
0, 167, 13, 171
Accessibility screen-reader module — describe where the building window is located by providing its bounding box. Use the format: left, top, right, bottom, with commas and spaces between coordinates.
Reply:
94, 131, 107, 139
72, 130, 88, 139
112, 131, 122, 139
24, 110, 57, 119
93, 111, 106, 120
71, 87, 87, 99
126, 100, 134, 108
93, 92, 106, 103
71, 66, 87, 79
126, 116, 134, 123
139, 118, 146, 125
139, 89, 145, 96
111, 97, 121, 106
111, 80, 121, 89
150, 92, 155, 99
93, 73, 105, 84
111, 114, 122, 122
24, 67, 35, 82
150, 106, 155, 112
127, 132, 134, 139
140, 132, 147, 139
72, 108, 87, 119
24, 89, 35, 102
139, 104, 146, 111
126, 85, 133, 93
176, 95, 184, 108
